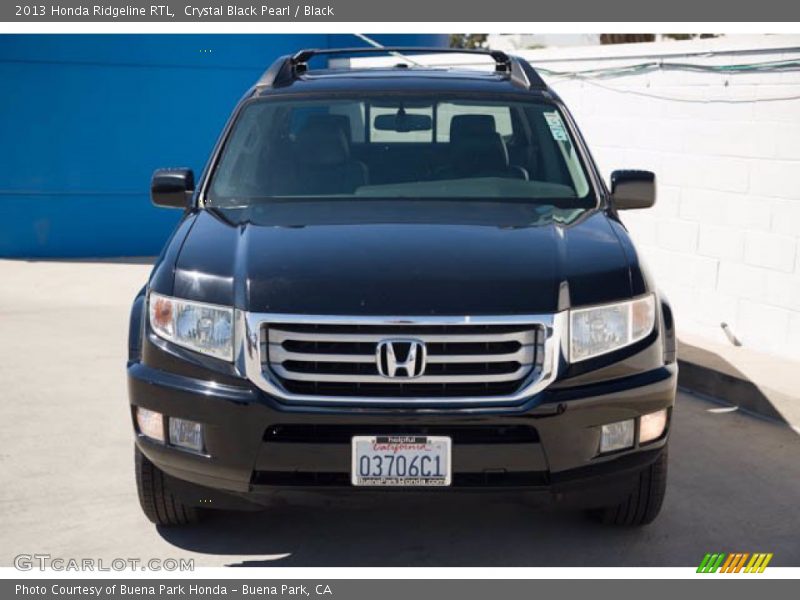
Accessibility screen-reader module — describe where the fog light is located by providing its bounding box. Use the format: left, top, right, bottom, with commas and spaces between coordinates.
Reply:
600, 419, 634, 454
640, 409, 668, 444
169, 418, 204, 453
136, 407, 164, 442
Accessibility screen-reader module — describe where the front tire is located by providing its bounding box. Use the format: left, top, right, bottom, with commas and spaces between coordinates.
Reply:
135, 447, 200, 526
588, 447, 668, 527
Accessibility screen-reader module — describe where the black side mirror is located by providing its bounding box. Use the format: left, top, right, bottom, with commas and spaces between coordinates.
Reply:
151, 168, 195, 208
610, 170, 656, 210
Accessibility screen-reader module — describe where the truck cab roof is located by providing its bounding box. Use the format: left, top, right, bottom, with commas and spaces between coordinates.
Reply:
252, 47, 553, 98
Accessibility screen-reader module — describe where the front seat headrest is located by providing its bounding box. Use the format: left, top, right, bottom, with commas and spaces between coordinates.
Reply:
294, 120, 351, 167
303, 114, 353, 145
450, 114, 497, 142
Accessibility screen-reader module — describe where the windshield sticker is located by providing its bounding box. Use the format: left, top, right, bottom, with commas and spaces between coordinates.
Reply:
544, 112, 569, 142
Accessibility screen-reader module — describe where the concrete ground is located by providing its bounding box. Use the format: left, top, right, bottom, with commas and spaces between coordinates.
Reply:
1, 259, 798, 568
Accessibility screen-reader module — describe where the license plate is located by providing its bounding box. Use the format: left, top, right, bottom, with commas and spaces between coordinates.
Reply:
351, 435, 452, 487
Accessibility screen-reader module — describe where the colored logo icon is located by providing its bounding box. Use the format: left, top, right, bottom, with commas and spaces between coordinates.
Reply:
697, 553, 773, 573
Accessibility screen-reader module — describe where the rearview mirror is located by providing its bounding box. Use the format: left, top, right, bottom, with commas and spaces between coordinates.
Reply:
151, 168, 194, 208
374, 112, 432, 133
610, 170, 656, 210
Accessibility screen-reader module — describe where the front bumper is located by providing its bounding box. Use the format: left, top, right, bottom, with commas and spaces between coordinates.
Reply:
128, 356, 676, 508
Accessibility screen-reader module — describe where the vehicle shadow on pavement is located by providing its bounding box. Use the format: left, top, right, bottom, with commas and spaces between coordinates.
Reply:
157, 394, 800, 567
159, 494, 646, 567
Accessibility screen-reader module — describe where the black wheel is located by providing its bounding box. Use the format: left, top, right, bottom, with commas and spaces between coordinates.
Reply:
587, 447, 668, 527
135, 446, 200, 526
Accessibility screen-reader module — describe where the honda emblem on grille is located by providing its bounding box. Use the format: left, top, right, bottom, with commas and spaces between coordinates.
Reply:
376, 339, 427, 379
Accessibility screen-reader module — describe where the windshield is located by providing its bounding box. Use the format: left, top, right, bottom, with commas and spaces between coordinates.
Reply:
206, 96, 594, 207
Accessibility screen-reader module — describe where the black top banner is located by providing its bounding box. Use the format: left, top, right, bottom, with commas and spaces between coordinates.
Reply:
4, 0, 800, 22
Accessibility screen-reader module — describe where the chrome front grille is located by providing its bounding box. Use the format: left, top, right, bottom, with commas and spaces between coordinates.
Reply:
238, 312, 564, 406
259, 320, 546, 399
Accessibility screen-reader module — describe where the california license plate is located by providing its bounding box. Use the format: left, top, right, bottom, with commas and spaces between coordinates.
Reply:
351, 435, 452, 487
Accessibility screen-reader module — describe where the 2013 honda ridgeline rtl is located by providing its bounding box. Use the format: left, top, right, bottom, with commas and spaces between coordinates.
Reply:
128, 48, 676, 527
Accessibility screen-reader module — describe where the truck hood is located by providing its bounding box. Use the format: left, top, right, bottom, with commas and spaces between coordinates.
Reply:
169, 200, 636, 314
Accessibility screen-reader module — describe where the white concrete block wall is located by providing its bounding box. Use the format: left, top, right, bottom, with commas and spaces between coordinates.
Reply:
516, 36, 800, 361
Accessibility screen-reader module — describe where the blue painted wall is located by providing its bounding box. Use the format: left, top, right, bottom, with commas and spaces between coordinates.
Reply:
0, 34, 446, 257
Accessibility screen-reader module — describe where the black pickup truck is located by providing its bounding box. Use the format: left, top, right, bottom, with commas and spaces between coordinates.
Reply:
127, 47, 676, 528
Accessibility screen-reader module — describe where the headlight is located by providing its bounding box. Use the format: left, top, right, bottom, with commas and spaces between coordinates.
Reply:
149, 292, 234, 361
569, 294, 656, 362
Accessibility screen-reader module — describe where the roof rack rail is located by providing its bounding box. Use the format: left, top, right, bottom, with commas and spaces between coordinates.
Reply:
256, 47, 547, 90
